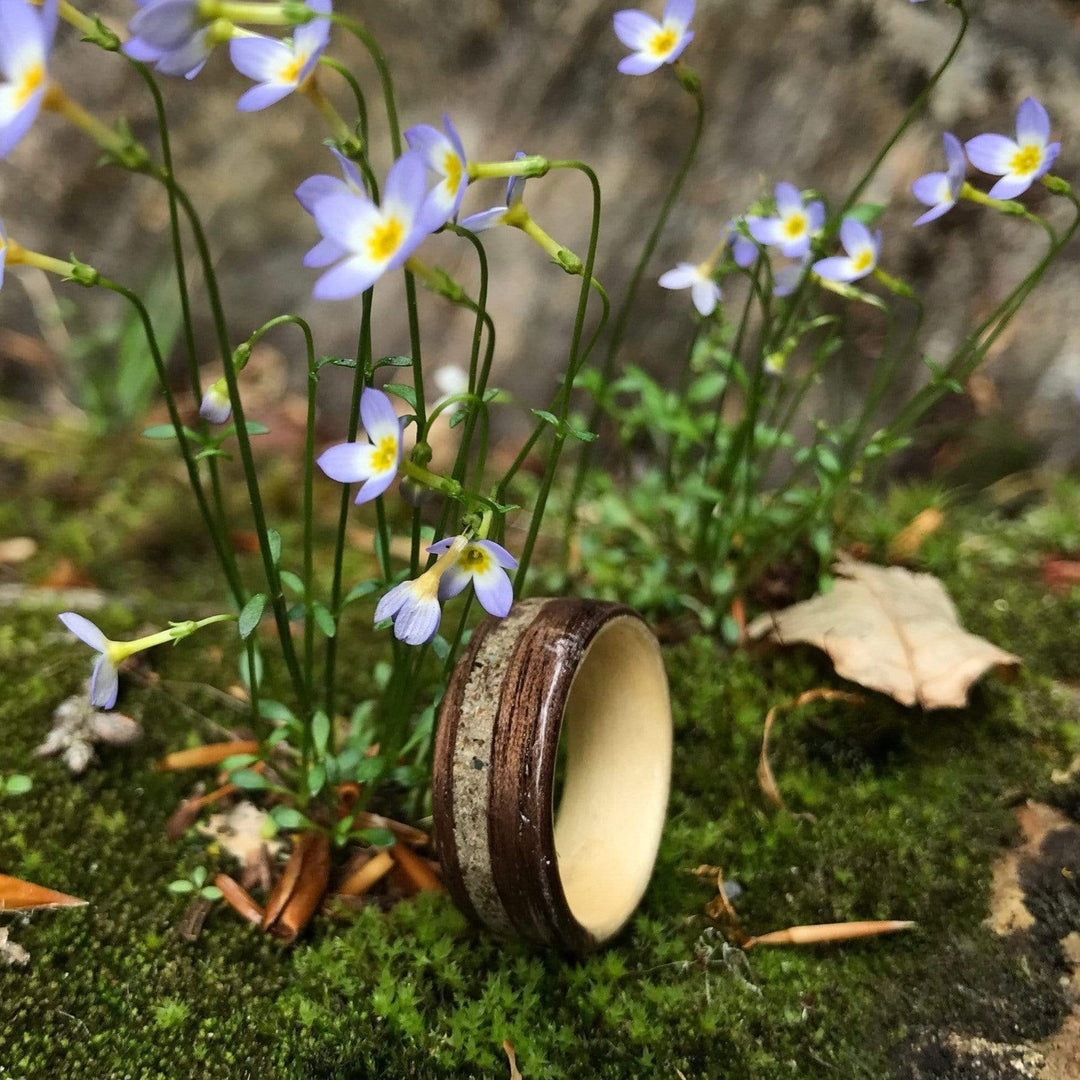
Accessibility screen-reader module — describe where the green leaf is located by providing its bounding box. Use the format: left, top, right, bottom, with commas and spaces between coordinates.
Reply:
266, 728, 291, 748
312, 602, 337, 638
269, 806, 308, 830
531, 408, 559, 427
199, 886, 223, 901
315, 355, 358, 372
307, 764, 326, 797
568, 426, 597, 443
141, 424, 199, 441
383, 382, 417, 408
231, 769, 270, 790
430, 635, 450, 661
482, 388, 501, 403
846, 202, 887, 225
220, 754, 259, 772
355, 827, 395, 848
191, 866, 207, 887
267, 529, 282, 566
448, 410, 467, 429
311, 711, 331, 757
167, 879, 194, 894
238, 648, 263, 691
353, 757, 383, 784
4, 774, 31, 795
343, 580, 379, 606
238, 593, 267, 639
243, 420, 270, 436
258, 699, 294, 723
375, 354, 412, 369
279, 570, 305, 596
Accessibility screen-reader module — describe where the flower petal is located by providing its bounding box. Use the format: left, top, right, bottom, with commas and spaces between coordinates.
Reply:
911, 171, 948, 207
89, 655, 119, 710
912, 201, 953, 227
436, 563, 471, 601
403, 122, 447, 161
59, 612, 108, 652
473, 566, 513, 618
731, 234, 757, 269
459, 206, 507, 233
774, 182, 802, 215
129, 0, 198, 51
303, 236, 347, 268
0, 0, 47, 72
312, 192, 381, 252
228, 34, 290, 80
747, 216, 784, 246
987, 173, 1034, 200
383, 149, 429, 218
317, 441, 376, 483
617, 51, 665, 76
812, 255, 857, 282
476, 539, 518, 570
295, 174, 352, 216
943, 131, 966, 183
839, 217, 872, 256
806, 200, 825, 232
374, 580, 413, 624
663, 0, 695, 29
613, 9, 660, 50
312, 254, 382, 300
392, 592, 441, 646
359, 386, 400, 445
236, 81, 295, 112
354, 469, 396, 504
665, 28, 693, 62
1015, 96, 1050, 144
658, 263, 698, 290
965, 133, 1018, 177
690, 278, 719, 316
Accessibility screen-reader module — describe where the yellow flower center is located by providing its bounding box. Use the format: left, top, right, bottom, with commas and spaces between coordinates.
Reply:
367, 215, 405, 262
851, 249, 874, 274
783, 212, 808, 239
15, 63, 44, 107
648, 27, 678, 57
459, 545, 492, 574
370, 433, 398, 472
279, 53, 306, 83
1010, 143, 1042, 176
443, 149, 463, 195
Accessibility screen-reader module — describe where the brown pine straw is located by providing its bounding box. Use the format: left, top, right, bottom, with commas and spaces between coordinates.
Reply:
503, 1040, 523, 1080
336, 850, 395, 897
743, 921, 915, 948
758, 688, 866, 813
214, 874, 264, 925
270, 833, 331, 944
156, 740, 258, 771
261, 830, 310, 930
0, 873, 87, 911
390, 842, 443, 893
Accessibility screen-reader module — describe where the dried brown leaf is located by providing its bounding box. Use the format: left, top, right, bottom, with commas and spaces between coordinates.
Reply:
746, 553, 1020, 709
0, 873, 87, 911
157, 740, 258, 771
888, 507, 945, 562
214, 873, 265, 926
271, 832, 331, 944
198, 801, 283, 882
504, 1040, 523, 1080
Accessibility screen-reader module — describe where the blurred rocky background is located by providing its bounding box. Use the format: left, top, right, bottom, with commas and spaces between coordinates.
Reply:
2, 0, 1080, 470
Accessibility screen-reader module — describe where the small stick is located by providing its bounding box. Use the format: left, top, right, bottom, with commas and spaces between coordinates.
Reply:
214, 873, 265, 926
744, 920, 915, 948
336, 850, 395, 897
157, 740, 258, 771
390, 843, 443, 893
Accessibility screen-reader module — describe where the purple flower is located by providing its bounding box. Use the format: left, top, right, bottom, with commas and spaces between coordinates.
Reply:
812, 218, 881, 283
123, 0, 214, 79
658, 262, 721, 316
294, 146, 365, 267
58, 613, 120, 709
0, 0, 57, 158
613, 0, 694, 76
199, 378, 231, 424
373, 536, 470, 646
727, 219, 757, 269
773, 254, 810, 297
427, 536, 517, 618
405, 114, 469, 232
306, 151, 431, 300
965, 97, 1061, 200
317, 387, 404, 504
747, 183, 825, 259
228, 0, 332, 111
459, 150, 529, 233
912, 131, 966, 226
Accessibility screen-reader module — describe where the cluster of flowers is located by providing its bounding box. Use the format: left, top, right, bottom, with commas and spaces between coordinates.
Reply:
657, 96, 1061, 317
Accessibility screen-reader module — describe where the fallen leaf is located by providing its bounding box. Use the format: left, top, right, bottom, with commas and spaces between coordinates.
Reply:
888, 507, 945, 562
746, 553, 1020, 709
336, 850, 394, 897
0, 873, 87, 911
198, 801, 283, 889
0, 537, 37, 564
744, 920, 914, 947
270, 832, 331, 944
0, 926, 30, 966
38, 558, 93, 589
758, 688, 866, 812
702, 865, 750, 947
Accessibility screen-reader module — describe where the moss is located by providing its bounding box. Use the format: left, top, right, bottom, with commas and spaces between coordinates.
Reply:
3, 449, 1080, 1076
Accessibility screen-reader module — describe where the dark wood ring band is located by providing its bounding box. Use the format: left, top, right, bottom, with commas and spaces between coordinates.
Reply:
432, 597, 672, 953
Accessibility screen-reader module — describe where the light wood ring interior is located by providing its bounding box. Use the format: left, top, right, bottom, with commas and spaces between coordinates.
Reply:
553, 615, 673, 941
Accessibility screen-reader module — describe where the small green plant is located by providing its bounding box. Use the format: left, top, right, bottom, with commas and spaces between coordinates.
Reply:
166, 866, 223, 903
0, 773, 32, 798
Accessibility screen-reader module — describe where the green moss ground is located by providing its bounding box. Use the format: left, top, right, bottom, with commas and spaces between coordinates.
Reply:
3, 432, 1080, 1078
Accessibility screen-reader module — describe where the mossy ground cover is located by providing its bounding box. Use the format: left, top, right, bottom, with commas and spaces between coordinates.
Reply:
3, 426, 1080, 1078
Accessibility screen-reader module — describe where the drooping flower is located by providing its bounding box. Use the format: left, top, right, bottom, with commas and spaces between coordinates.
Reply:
199, 377, 232, 424
373, 536, 468, 646
912, 131, 966, 226
316, 387, 404, 504
0, 0, 58, 159
124, 0, 215, 79
727, 219, 758, 269
427, 536, 517, 618
405, 114, 469, 232
965, 97, 1061, 200
459, 150, 529, 233
812, 218, 881, 283
306, 151, 431, 300
613, 0, 694, 76
58, 613, 121, 709
228, 0, 331, 111
747, 183, 825, 259
658, 261, 721, 316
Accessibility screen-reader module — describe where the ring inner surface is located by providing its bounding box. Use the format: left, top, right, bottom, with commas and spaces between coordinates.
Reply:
552, 615, 672, 941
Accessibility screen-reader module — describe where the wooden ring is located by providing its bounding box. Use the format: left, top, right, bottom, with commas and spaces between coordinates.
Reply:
433, 598, 672, 953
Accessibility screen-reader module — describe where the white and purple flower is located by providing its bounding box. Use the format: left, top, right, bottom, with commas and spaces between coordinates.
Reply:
965, 97, 1060, 200
58, 613, 122, 709
0, 0, 57, 159
372, 536, 467, 646
727, 219, 758, 269
317, 387, 404, 505
658, 261, 721, 316
199, 377, 232, 424
459, 150, 529, 233
427, 536, 517, 618
773, 254, 810, 298
912, 131, 966, 226
613, 0, 694, 76
405, 114, 469, 232
228, 0, 332, 111
747, 183, 825, 259
305, 151, 430, 300
812, 218, 881, 283
124, 0, 214, 79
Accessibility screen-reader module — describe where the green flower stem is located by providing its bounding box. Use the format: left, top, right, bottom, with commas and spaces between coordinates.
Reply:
41, 85, 147, 168
960, 183, 1057, 244
198, 0, 294, 24
324, 287, 376, 717
300, 72, 359, 151
468, 156, 550, 181
110, 614, 237, 662
513, 162, 602, 591
567, 81, 705, 554
317, 55, 370, 159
